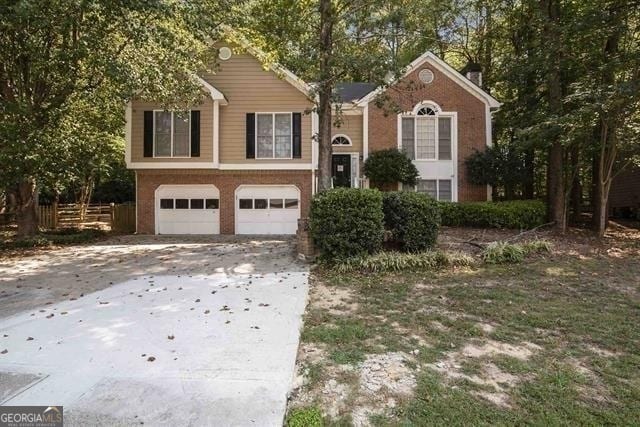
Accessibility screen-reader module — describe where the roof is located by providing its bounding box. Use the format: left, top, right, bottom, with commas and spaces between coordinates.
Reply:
334, 82, 378, 102
356, 52, 501, 109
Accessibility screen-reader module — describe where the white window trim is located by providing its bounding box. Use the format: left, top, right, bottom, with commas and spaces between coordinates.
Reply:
153, 110, 192, 158
331, 134, 353, 146
255, 112, 294, 160
398, 101, 454, 162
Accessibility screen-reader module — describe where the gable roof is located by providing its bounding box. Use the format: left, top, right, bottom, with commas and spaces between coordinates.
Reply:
355, 51, 501, 109
335, 82, 378, 102
218, 25, 314, 99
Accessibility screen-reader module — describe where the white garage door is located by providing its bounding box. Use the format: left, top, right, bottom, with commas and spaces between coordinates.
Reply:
156, 185, 220, 235
235, 185, 300, 235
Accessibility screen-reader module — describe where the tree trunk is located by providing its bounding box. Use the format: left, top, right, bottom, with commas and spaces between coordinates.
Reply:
316, 0, 334, 192
523, 149, 535, 199
15, 178, 39, 237
541, 0, 566, 232
569, 146, 582, 224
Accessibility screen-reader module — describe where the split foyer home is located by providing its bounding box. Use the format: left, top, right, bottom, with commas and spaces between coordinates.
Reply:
125, 36, 501, 235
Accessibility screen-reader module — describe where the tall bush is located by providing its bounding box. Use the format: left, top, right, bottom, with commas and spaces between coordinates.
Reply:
310, 188, 384, 260
363, 149, 419, 187
383, 192, 441, 252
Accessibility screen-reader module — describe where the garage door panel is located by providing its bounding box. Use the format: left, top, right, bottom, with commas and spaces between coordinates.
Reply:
235, 186, 300, 235
156, 185, 220, 235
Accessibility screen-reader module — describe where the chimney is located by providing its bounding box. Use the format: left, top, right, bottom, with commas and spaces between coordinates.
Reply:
462, 62, 482, 87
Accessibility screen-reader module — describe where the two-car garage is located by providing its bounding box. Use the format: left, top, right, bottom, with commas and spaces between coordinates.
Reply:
154, 184, 301, 235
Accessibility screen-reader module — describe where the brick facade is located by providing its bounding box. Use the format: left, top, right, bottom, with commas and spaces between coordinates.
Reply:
136, 170, 312, 234
368, 63, 489, 201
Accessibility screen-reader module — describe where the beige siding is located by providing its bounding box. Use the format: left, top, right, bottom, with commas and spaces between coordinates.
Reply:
131, 99, 214, 163
331, 114, 363, 154
203, 47, 314, 164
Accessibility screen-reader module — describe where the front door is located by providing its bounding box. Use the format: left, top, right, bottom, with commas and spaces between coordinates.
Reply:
332, 154, 351, 188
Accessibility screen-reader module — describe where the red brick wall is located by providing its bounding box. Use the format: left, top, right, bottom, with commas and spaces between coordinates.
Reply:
136, 170, 312, 234
368, 63, 489, 201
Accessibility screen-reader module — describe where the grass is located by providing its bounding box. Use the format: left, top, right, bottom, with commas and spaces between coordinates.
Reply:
0, 228, 106, 251
292, 243, 640, 424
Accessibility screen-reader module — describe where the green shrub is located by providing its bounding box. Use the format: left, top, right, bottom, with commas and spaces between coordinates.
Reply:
383, 191, 441, 252
287, 407, 323, 427
335, 250, 474, 273
482, 239, 552, 264
363, 149, 419, 187
439, 200, 546, 229
310, 188, 384, 260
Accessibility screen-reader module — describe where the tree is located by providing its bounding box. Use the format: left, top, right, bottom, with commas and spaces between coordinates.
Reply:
0, 0, 230, 236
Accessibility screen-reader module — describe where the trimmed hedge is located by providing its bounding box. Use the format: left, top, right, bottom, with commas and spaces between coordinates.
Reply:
310, 188, 384, 260
438, 200, 546, 229
383, 191, 441, 252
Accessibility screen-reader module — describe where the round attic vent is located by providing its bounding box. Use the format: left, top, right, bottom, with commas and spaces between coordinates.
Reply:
218, 47, 232, 61
418, 68, 434, 84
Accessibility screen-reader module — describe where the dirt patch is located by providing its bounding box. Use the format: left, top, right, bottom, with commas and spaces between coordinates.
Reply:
309, 281, 359, 315
430, 340, 540, 407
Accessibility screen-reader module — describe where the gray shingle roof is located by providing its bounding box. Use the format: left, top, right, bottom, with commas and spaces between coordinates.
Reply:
334, 82, 377, 103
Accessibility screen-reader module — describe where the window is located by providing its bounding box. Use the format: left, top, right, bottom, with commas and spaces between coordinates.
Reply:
205, 199, 219, 209
416, 179, 452, 201
401, 103, 453, 161
256, 113, 292, 159
254, 199, 268, 209
270, 199, 284, 209
285, 199, 299, 209
160, 199, 174, 209
239, 199, 253, 209
417, 180, 437, 198
175, 199, 189, 209
332, 135, 351, 146
154, 111, 190, 157
438, 180, 452, 201
190, 199, 204, 209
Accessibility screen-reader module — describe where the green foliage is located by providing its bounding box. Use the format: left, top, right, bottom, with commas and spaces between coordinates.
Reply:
465, 145, 530, 198
383, 191, 441, 252
286, 407, 323, 427
482, 239, 552, 264
363, 149, 419, 187
335, 250, 474, 273
310, 188, 384, 260
439, 200, 546, 229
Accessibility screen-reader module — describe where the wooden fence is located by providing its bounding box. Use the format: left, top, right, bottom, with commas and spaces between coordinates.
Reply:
28, 203, 136, 233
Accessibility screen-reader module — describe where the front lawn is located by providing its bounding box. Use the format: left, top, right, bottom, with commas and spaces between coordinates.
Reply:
288, 225, 640, 425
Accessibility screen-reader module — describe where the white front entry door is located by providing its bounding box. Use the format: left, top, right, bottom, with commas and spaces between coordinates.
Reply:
235, 185, 301, 235
156, 185, 220, 234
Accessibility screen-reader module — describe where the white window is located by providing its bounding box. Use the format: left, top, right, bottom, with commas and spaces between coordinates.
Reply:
416, 179, 452, 201
332, 135, 352, 146
256, 113, 292, 159
401, 104, 452, 161
154, 111, 190, 157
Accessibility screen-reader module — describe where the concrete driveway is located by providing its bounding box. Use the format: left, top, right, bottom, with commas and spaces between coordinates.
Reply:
0, 236, 309, 426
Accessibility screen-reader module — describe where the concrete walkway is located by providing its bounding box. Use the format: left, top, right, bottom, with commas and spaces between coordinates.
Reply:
0, 237, 309, 426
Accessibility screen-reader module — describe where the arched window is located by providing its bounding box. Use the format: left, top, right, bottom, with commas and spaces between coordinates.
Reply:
401, 101, 452, 161
331, 134, 352, 146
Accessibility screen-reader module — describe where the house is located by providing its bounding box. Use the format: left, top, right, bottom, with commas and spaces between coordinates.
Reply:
125, 36, 500, 235
609, 164, 640, 219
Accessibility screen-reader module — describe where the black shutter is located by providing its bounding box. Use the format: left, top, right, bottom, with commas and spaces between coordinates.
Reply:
246, 113, 255, 159
143, 111, 153, 157
292, 112, 302, 159
190, 110, 200, 157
